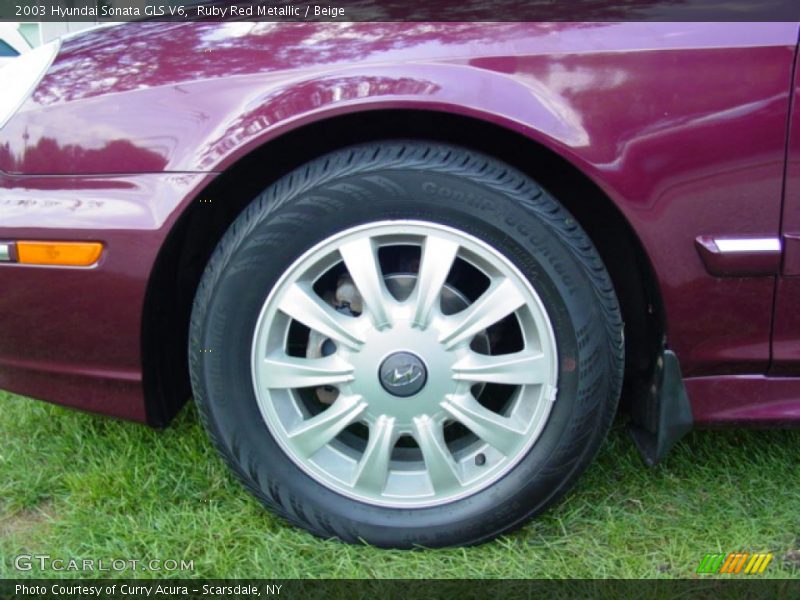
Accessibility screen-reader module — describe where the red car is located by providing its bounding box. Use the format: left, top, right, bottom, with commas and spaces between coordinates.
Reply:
1, 21, 799, 548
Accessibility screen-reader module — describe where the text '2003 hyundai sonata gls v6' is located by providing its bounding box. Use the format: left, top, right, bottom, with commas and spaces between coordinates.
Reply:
1, 20, 799, 548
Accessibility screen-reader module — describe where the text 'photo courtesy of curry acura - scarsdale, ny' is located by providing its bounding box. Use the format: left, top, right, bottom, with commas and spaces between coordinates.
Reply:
0, 0, 799, 594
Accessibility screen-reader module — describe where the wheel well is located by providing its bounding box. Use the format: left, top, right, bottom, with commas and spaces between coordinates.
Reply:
141, 109, 665, 426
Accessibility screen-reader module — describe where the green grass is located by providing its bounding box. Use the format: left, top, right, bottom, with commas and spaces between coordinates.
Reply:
1, 389, 798, 579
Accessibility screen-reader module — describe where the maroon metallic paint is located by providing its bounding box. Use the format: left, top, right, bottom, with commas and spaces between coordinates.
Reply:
687, 376, 800, 424
0, 22, 799, 424
783, 234, 800, 275
773, 43, 800, 375
0, 172, 214, 420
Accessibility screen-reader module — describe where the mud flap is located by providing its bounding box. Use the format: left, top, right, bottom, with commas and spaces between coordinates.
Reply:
629, 350, 693, 466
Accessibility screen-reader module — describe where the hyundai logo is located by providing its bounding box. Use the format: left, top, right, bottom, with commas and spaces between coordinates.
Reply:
379, 352, 428, 397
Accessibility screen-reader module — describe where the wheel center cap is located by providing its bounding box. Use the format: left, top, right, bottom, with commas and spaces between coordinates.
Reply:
378, 351, 428, 397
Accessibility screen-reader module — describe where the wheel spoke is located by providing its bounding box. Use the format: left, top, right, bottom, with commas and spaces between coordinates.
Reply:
279, 282, 364, 349
441, 394, 526, 456
339, 237, 392, 329
353, 416, 396, 493
412, 236, 459, 329
452, 350, 547, 385
438, 278, 525, 349
261, 354, 354, 389
412, 416, 462, 494
287, 395, 367, 458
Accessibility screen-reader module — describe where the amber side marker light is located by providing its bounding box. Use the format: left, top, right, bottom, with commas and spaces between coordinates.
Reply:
14, 241, 104, 266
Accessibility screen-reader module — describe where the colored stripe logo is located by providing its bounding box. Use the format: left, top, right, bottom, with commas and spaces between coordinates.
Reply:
697, 552, 773, 574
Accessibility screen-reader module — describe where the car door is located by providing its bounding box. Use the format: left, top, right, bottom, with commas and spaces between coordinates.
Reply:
772, 38, 800, 375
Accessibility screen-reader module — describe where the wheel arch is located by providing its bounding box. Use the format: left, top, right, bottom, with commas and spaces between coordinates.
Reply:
141, 108, 666, 426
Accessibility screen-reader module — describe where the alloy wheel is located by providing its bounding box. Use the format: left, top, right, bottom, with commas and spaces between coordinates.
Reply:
251, 221, 558, 508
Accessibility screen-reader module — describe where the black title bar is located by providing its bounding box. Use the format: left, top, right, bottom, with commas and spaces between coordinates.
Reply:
2, 579, 800, 600
3, 0, 800, 22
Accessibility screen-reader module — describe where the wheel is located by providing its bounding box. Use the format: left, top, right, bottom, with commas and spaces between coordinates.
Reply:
189, 141, 623, 548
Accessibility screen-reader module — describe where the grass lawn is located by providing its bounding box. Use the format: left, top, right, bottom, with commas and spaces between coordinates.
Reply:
1, 389, 798, 579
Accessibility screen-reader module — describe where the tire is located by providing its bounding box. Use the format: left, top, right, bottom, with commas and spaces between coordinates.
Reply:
189, 141, 624, 548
